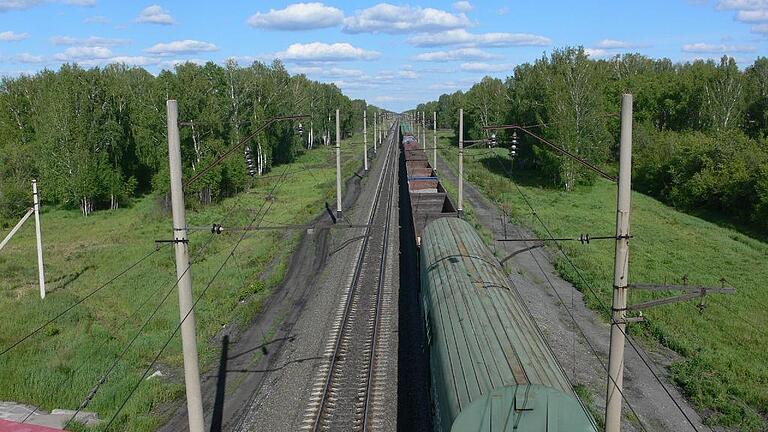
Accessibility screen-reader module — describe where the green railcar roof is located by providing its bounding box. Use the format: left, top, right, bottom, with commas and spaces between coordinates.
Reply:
420, 217, 597, 432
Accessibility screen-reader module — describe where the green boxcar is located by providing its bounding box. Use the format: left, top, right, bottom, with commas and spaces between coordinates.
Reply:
420, 217, 598, 432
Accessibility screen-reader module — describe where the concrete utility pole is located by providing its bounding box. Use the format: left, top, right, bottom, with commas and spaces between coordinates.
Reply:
335, 109, 343, 219
32, 180, 45, 299
433, 111, 437, 173
458, 108, 464, 217
421, 111, 426, 151
363, 110, 369, 171
373, 111, 377, 154
166, 100, 205, 432
605, 94, 633, 432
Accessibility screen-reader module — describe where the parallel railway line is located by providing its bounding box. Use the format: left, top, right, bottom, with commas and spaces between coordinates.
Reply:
302, 126, 397, 432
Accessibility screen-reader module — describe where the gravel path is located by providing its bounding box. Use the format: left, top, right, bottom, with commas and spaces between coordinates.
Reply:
433, 153, 720, 432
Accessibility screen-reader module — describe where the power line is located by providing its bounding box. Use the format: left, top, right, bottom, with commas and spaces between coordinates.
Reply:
491, 158, 649, 432
103, 166, 290, 430
0, 244, 169, 358
61, 173, 267, 425
492, 155, 706, 432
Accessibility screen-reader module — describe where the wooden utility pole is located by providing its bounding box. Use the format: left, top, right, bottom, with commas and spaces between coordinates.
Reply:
336, 109, 343, 219
458, 108, 464, 217
363, 110, 369, 171
166, 100, 205, 432
32, 180, 45, 299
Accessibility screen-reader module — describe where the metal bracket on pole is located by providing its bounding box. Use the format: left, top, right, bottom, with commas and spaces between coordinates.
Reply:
628, 278, 735, 313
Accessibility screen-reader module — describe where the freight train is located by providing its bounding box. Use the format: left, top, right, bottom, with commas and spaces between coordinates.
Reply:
400, 125, 598, 432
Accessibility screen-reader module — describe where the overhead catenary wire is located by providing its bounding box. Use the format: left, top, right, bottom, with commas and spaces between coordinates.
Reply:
0, 244, 169, 358
57, 172, 265, 426
493, 155, 707, 432
102, 166, 290, 430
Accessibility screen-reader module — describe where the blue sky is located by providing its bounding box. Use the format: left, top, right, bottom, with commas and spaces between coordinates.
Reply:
1, 0, 766, 112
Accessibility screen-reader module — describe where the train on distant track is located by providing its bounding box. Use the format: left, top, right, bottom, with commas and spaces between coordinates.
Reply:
399, 125, 598, 432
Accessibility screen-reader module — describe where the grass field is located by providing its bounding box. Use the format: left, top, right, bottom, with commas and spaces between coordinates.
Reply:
0, 135, 366, 431
436, 131, 768, 431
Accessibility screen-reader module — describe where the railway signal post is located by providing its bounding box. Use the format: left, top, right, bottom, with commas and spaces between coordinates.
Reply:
166, 100, 205, 432
364, 109, 369, 172
336, 108, 343, 220
458, 108, 464, 217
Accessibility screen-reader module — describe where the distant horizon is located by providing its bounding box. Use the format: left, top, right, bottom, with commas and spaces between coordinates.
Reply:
1, 0, 767, 112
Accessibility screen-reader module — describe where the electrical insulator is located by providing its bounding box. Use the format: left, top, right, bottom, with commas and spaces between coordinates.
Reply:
489, 133, 497, 148
244, 145, 257, 176
511, 131, 519, 146
211, 223, 224, 234
297, 122, 304, 137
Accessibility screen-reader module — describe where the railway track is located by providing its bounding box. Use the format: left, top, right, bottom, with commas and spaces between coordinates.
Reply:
301, 128, 398, 432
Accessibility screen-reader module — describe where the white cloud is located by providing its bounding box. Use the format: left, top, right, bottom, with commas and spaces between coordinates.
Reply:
399, 69, 418, 79
716, 0, 768, 25
585, 48, 611, 58
736, 8, 768, 20
247, 2, 344, 30
145, 40, 218, 55
290, 65, 366, 78
453, 1, 472, 13
0, 30, 29, 41
595, 39, 641, 49
15, 52, 44, 63
497, 7, 510, 15
682, 42, 756, 52
0, 0, 43, 12
717, 0, 768, 11
136, 5, 175, 25
752, 22, 768, 32
275, 42, 380, 62
84, 15, 109, 24
54, 46, 112, 61
407, 29, 550, 48
1, 0, 95, 11
50, 35, 129, 46
412, 48, 498, 62
343, 3, 469, 34
158, 58, 205, 69
459, 62, 514, 72
60, 0, 94, 5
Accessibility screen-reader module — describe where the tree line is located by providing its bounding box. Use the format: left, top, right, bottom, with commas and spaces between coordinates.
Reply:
416, 48, 768, 231
0, 60, 382, 221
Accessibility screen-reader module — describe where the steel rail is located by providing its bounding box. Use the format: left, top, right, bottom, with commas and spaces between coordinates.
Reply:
312, 123, 396, 431
361, 127, 396, 432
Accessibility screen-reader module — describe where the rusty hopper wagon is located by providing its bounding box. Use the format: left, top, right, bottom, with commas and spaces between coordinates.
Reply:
400, 123, 598, 431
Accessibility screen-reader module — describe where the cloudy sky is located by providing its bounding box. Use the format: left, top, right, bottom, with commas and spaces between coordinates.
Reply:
1, 0, 766, 111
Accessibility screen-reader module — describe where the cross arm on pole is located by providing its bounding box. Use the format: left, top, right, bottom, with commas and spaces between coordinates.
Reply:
628, 280, 736, 312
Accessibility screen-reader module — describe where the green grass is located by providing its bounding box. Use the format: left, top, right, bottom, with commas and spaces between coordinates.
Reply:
436, 131, 768, 431
0, 135, 365, 431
